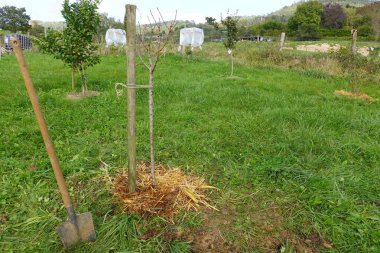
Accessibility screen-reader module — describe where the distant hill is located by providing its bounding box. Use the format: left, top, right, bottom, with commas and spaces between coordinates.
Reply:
269, 0, 375, 19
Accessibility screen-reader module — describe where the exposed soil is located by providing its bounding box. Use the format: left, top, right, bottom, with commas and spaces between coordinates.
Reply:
0, 213, 8, 224
295, 44, 376, 57
187, 209, 240, 253
66, 90, 100, 100
226, 76, 243, 80
27, 165, 38, 171
334, 90, 374, 101
137, 201, 333, 253
194, 205, 333, 252
296, 43, 342, 53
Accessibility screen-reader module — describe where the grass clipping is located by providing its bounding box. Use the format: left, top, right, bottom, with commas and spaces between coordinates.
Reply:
113, 164, 218, 216
334, 90, 374, 101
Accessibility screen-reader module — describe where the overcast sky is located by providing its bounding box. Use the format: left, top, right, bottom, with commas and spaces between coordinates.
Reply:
0, 0, 297, 23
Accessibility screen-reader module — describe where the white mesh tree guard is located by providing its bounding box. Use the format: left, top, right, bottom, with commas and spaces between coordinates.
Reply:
179, 27, 204, 50
105, 29, 127, 47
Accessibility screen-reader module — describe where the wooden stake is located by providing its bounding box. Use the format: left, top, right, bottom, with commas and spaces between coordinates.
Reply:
351, 29, 357, 54
126, 4, 137, 193
0, 34, 3, 60
280, 32, 286, 51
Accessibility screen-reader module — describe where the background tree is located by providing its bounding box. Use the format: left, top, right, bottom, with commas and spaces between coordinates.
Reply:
39, 0, 100, 92
261, 20, 285, 37
29, 21, 45, 38
0, 6, 31, 33
352, 15, 375, 39
287, 1, 323, 40
321, 3, 347, 29
356, 1, 380, 41
205, 16, 219, 30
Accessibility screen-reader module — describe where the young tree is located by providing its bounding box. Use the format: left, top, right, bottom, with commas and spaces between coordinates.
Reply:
222, 15, 239, 77
321, 3, 346, 29
38, 0, 101, 92
137, 10, 177, 186
287, 1, 323, 40
0, 6, 31, 33
206, 13, 239, 77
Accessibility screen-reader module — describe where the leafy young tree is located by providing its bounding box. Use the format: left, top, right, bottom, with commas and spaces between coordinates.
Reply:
222, 15, 239, 77
205, 14, 239, 76
39, 0, 100, 92
321, 3, 347, 29
287, 1, 323, 40
0, 6, 31, 33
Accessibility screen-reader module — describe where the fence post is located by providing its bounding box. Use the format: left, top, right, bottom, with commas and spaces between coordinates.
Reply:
125, 4, 137, 193
0, 34, 3, 60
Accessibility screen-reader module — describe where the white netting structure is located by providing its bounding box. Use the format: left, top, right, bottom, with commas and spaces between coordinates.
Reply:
105, 29, 127, 47
179, 27, 204, 49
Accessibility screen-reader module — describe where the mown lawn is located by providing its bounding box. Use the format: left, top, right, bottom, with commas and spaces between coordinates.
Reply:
0, 50, 379, 252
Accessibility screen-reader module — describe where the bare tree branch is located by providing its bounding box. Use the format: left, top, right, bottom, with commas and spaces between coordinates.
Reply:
135, 9, 177, 186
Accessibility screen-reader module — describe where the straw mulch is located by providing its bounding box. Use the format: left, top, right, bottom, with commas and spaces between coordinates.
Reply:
113, 163, 218, 216
334, 90, 374, 101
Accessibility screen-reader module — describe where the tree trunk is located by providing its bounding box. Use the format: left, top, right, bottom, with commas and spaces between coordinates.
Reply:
79, 68, 88, 93
280, 32, 286, 51
230, 50, 234, 77
149, 68, 157, 187
71, 69, 75, 92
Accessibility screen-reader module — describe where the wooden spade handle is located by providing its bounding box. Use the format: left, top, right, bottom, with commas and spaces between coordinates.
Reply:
11, 38, 73, 209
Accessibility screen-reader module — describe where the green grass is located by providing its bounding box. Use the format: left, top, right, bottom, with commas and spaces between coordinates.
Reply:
0, 49, 379, 252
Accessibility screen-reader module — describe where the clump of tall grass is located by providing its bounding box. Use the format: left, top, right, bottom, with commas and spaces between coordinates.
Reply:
201, 42, 379, 84
97, 44, 126, 56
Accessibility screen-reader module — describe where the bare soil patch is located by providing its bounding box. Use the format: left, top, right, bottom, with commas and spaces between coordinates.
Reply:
138, 200, 333, 252
295, 44, 376, 57
66, 90, 100, 100
296, 43, 342, 53
182, 200, 334, 252
226, 76, 243, 80
0, 213, 8, 224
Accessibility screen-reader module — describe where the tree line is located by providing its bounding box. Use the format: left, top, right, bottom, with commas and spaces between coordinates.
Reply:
205, 1, 376, 41
1, 1, 377, 42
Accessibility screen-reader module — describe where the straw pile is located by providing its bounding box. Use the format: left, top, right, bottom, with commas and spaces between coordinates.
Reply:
334, 90, 374, 101
113, 163, 218, 216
